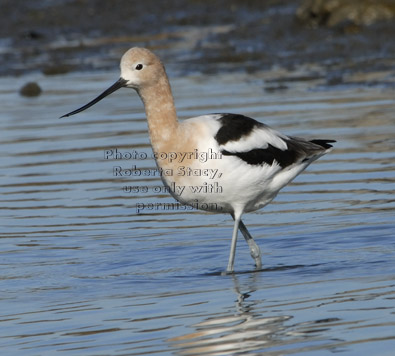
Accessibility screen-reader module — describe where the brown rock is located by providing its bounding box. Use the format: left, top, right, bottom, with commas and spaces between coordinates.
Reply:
297, 0, 395, 27
19, 82, 42, 97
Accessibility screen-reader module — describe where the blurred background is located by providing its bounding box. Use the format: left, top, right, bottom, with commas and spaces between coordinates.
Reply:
1, 0, 395, 83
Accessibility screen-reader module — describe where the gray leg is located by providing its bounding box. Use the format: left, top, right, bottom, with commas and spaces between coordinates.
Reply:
226, 213, 241, 273
235, 217, 262, 269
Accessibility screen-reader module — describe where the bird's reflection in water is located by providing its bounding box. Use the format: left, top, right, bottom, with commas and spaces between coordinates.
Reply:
169, 274, 292, 355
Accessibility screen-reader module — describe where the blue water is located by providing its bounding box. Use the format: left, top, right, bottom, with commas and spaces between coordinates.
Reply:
1, 70, 395, 355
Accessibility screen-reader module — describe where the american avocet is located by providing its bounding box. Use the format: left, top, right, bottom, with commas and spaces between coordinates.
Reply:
61, 47, 335, 273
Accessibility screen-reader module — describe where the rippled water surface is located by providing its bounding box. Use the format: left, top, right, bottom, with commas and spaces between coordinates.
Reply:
1, 69, 395, 355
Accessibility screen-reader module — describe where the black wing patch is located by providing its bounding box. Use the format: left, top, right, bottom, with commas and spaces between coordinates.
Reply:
214, 114, 263, 145
222, 142, 302, 168
221, 139, 336, 168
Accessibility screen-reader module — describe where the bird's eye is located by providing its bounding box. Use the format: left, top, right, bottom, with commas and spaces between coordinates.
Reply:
135, 64, 143, 70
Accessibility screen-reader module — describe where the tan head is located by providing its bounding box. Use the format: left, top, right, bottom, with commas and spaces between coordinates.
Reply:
60, 47, 167, 118
120, 47, 167, 90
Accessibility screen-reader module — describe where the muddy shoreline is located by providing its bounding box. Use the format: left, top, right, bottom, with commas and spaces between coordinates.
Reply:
1, 0, 394, 87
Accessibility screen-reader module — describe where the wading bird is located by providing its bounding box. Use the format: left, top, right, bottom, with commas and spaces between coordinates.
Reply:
61, 47, 335, 273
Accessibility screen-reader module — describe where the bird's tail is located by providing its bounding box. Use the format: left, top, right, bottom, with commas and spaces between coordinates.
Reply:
309, 139, 336, 150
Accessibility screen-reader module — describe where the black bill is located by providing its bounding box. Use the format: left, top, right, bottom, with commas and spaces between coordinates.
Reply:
60, 77, 128, 118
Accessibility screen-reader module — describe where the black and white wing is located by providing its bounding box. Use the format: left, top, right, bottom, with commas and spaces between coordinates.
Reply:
214, 114, 335, 168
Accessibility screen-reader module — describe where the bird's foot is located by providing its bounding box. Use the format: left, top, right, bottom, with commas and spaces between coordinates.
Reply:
221, 269, 234, 276
248, 241, 262, 270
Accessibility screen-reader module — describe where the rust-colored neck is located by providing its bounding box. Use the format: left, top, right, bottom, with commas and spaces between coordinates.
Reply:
137, 75, 179, 154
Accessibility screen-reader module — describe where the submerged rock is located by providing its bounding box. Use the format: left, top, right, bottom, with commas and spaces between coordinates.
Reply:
42, 64, 73, 76
297, 0, 395, 27
19, 82, 42, 97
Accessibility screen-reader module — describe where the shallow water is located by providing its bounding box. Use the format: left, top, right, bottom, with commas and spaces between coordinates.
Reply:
1, 69, 395, 355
